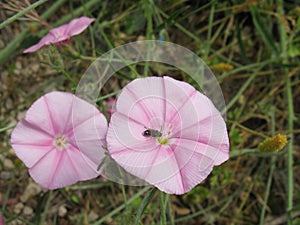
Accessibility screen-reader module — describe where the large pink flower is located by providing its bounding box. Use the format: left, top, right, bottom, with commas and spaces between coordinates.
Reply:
23, 16, 95, 53
10, 92, 107, 189
106, 76, 229, 194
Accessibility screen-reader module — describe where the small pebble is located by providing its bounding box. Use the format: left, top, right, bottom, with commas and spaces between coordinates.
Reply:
58, 205, 67, 217
31, 63, 40, 73
20, 182, 42, 202
88, 210, 99, 221
3, 158, 14, 169
0, 171, 12, 180
23, 206, 33, 216
13, 202, 24, 214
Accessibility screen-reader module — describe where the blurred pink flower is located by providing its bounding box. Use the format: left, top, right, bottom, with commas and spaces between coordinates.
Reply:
23, 16, 95, 53
0, 213, 3, 225
106, 76, 229, 194
105, 97, 116, 117
10, 91, 107, 189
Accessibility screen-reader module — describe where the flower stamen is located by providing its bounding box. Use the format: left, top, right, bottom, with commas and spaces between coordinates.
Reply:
54, 135, 69, 150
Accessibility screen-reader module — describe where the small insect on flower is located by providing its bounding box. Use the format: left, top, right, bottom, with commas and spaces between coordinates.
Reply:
143, 129, 162, 137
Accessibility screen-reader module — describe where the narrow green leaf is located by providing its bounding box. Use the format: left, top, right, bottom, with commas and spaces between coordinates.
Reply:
250, 6, 278, 54
134, 188, 157, 225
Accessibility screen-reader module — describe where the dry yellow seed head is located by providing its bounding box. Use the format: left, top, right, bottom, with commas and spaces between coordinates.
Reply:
258, 134, 288, 153
210, 63, 234, 72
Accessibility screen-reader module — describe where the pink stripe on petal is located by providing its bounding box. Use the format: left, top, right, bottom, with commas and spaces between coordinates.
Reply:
107, 112, 158, 153
11, 119, 53, 145
43, 92, 74, 134
154, 172, 184, 194
172, 139, 229, 166
11, 144, 53, 168
22, 97, 57, 135
110, 145, 162, 180
29, 150, 62, 189
116, 77, 166, 126
45, 151, 80, 189
66, 146, 100, 180
162, 77, 197, 122
173, 113, 229, 151
152, 144, 216, 194
73, 139, 106, 167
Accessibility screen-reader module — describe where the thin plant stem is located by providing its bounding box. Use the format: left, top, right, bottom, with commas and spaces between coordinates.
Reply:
39, 190, 53, 225
159, 191, 167, 225
259, 106, 276, 224
60, 68, 77, 87
277, 1, 294, 224
98, 26, 141, 79
0, 0, 48, 30
92, 186, 151, 225
143, 0, 154, 77
203, 2, 215, 61
121, 185, 128, 211
166, 194, 174, 225
224, 60, 269, 114
0, 124, 15, 133
134, 188, 157, 225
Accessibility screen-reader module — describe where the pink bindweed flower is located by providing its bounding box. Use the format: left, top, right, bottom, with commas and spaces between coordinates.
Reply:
23, 16, 95, 53
106, 76, 229, 195
10, 91, 107, 189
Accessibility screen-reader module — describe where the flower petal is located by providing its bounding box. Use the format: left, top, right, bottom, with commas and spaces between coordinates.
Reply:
116, 77, 166, 129
29, 144, 102, 189
23, 31, 58, 53
107, 112, 158, 154
10, 119, 53, 168
66, 16, 95, 37
70, 107, 108, 167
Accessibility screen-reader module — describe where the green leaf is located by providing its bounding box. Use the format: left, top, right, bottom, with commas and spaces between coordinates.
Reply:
134, 188, 157, 225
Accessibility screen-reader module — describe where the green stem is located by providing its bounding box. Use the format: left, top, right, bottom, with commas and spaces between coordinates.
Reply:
285, 72, 294, 224
134, 188, 157, 225
92, 186, 151, 225
121, 185, 128, 210
143, 0, 154, 77
60, 68, 77, 87
203, 2, 215, 61
224, 60, 269, 114
277, 1, 294, 224
159, 191, 167, 225
39, 190, 53, 225
259, 106, 276, 225
0, 0, 48, 30
166, 194, 174, 225
98, 26, 141, 79
0, 124, 15, 133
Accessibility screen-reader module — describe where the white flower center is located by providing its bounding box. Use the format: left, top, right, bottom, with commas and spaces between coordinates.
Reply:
54, 135, 69, 150
157, 124, 173, 145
